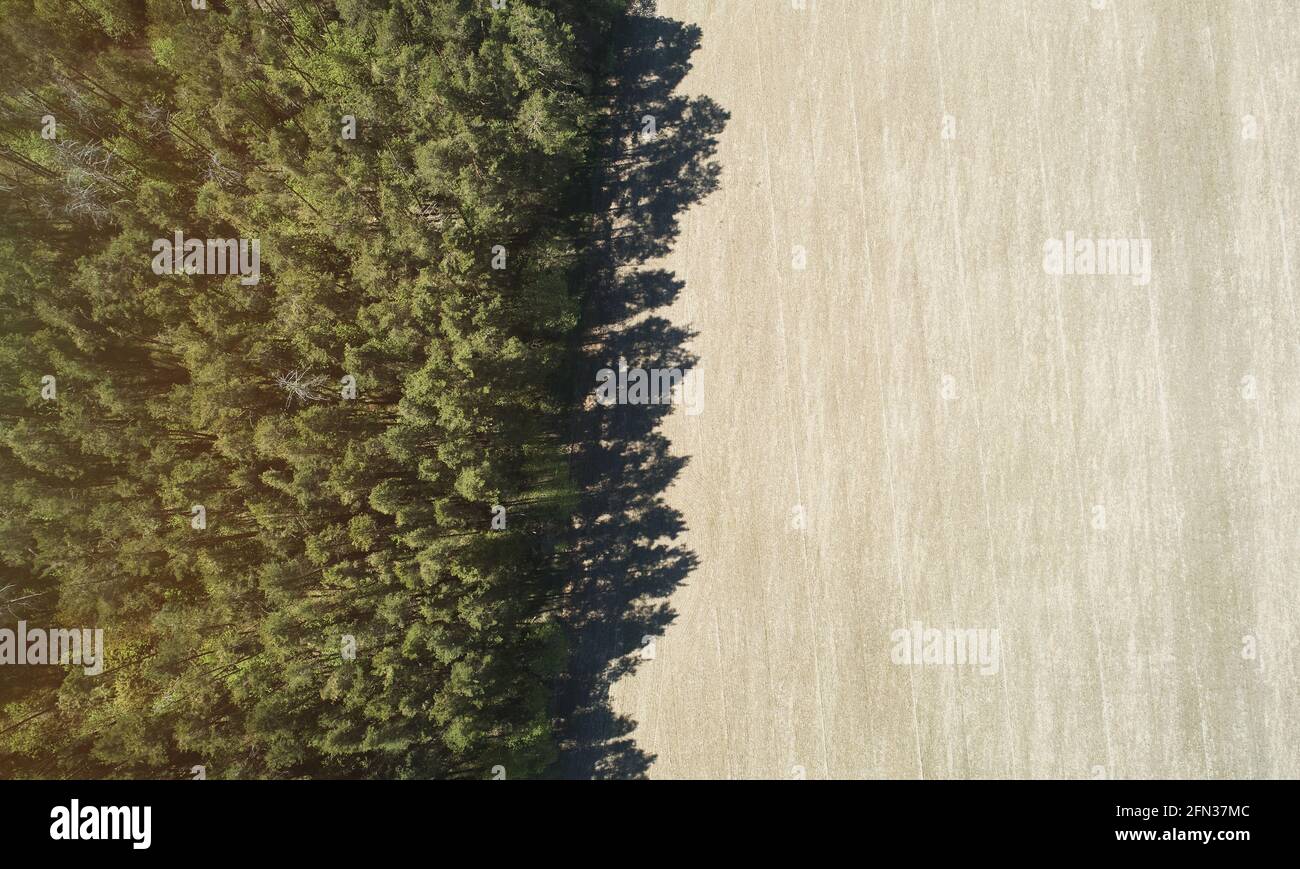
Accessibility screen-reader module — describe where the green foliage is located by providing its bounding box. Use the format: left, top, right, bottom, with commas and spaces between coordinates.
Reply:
0, 0, 617, 779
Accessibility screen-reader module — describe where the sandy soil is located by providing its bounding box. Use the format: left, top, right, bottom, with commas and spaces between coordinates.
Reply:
568, 0, 1300, 779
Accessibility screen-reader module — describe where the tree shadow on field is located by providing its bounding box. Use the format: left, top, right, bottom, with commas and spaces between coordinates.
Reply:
553, 3, 728, 779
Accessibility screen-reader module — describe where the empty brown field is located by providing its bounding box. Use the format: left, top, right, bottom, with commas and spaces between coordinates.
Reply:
563, 0, 1300, 779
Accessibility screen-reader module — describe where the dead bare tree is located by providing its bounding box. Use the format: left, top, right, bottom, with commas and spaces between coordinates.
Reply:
274, 369, 331, 407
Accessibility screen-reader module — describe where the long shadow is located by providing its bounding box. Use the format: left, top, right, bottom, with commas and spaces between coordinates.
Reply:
552, 3, 728, 779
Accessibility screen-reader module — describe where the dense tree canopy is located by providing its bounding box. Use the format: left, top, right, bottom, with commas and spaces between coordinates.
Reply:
0, 0, 623, 778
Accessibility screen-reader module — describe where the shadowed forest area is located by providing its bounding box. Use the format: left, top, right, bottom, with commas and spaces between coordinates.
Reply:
554, 1, 728, 779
